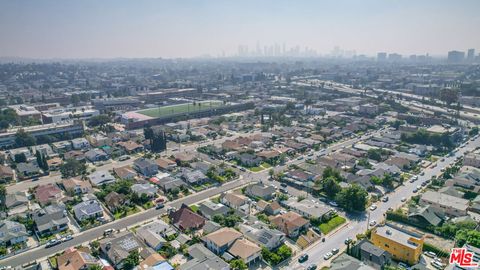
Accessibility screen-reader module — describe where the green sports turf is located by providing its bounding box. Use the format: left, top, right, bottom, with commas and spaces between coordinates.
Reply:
137, 100, 223, 118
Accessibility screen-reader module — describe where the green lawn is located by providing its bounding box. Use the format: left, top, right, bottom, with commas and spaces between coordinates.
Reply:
190, 205, 199, 212
249, 166, 264, 172
137, 100, 223, 118
319, 216, 347, 234
261, 162, 272, 168
113, 206, 140, 220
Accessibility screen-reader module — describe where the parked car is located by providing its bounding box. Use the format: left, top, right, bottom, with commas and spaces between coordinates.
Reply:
370, 204, 377, 211
369, 220, 377, 227
298, 254, 309, 263
118, 155, 130, 161
331, 248, 339, 255
61, 235, 73, 242
381, 196, 389, 202
46, 239, 61, 248
306, 265, 317, 270
344, 238, 352, 245
156, 203, 165, 209
398, 262, 409, 269
431, 261, 444, 269
424, 251, 436, 258
312, 227, 322, 235
103, 229, 114, 236
329, 201, 338, 207
323, 252, 333, 260
280, 183, 287, 188
401, 197, 407, 202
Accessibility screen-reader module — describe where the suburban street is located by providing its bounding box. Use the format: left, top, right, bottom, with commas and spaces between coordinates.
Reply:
288, 134, 480, 269
0, 127, 383, 267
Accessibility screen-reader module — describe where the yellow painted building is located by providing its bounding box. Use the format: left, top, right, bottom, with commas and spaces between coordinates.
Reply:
371, 223, 424, 265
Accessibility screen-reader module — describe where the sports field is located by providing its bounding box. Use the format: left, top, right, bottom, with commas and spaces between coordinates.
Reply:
137, 100, 224, 118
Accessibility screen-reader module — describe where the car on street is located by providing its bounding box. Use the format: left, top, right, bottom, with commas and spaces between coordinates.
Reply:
369, 204, 377, 211
46, 239, 61, 248
118, 155, 130, 161
329, 201, 338, 207
323, 252, 333, 260
401, 197, 407, 202
61, 235, 73, 242
413, 188, 418, 193
281, 183, 287, 188
306, 265, 317, 270
424, 251, 436, 258
398, 262, 409, 269
331, 248, 339, 255
431, 261, 444, 269
298, 254, 309, 263
344, 238, 352, 245
156, 203, 165, 209
381, 196, 389, 202
369, 220, 377, 227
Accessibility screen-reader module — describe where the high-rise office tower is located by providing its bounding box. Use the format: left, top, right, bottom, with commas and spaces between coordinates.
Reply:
448, 50, 465, 63
377, 52, 387, 61
467, 49, 475, 61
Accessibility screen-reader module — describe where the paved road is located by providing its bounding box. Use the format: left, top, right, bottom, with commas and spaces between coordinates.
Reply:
6, 131, 263, 194
288, 135, 480, 270
0, 127, 382, 267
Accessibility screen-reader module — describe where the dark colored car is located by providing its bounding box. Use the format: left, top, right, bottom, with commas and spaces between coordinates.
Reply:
298, 254, 309, 263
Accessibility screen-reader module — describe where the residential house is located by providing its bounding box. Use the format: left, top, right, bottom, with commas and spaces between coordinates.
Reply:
47, 157, 63, 171
104, 192, 128, 212
370, 223, 424, 265
131, 183, 158, 198
169, 204, 206, 231
52, 141, 73, 153
5, 192, 29, 211
281, 198, 334, 221
113, 166, 137, 180
220, 192, 250, 215
233, 153, 262, 167
202, 227, 242, 254
0, 220, 28, 246
63, 150, 86, 162
85, 149, 109, 163
35, 183, 63, 206
99, 231, 153, 269
73, 200, 104, 221
57, 248, 99, 270
270, 211, 310, 238
155, 158, 177, 171
245, 183, 276, 201
263, 201, 282, 216
352, 239, 392, 270
419, 190, 469, 217
179, 243, 229, 270
156, 176, 186, 192
239, 223, 286, 250
181, 169, 208, 185
464, 153, 480, 168
89, 170, 116, 186
87, 134, 112, 147
135, 222, 170, 251
137, 254, 169, 270
117, 141, 144, 154
0, 165, 14, 183
330, 253, 376, 270
198, 201, 230, 220
71, 138, 90, 150
62, 177, 92, 195
227, 238, 261, 265
32, 204, 69, 236
408, 205, 442, 227
134, 158, 159, 177
16, 162, 42, 179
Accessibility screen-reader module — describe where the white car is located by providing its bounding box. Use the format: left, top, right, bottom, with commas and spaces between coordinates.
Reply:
323, 252, 333, 260
370, 204, 377, 211
424, 251, 436, 258
401, 197, 407, 202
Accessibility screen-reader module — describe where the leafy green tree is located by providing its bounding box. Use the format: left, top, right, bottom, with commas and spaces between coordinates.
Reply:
440, 88, 459, 106
335, 184, 368, 212
469, 127, 479, 136
322, 166, 344, 182
277, 244, 292, 259
87, 265, 102, 270
123, 250, 140, 270
15, 129, 36, 147
88, 114, 111, 127
60, 158, 87, 178
229, 259, 247, 270
456, 229, 480, 248
323, 176, 342, 198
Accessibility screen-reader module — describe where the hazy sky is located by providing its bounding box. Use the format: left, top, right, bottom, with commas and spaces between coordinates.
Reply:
0, 0, 479, 59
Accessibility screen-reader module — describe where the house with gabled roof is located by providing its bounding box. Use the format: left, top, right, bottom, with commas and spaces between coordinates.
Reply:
169, 204, 206, 232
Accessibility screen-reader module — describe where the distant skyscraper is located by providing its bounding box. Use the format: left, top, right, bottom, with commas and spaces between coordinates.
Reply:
377, 52, 387, 61
388, 53, 402, 61
467, 49, 475, 61
447, 50, 465, 63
